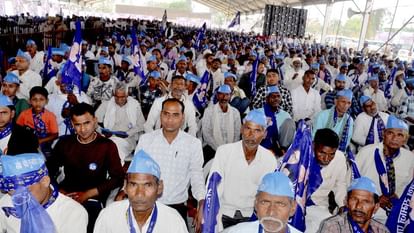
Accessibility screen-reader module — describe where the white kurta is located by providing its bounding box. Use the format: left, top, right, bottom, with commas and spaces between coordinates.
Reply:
363, 87, 388, 112
209, 141, 277, 231
222, 220, 302, 233
93, 200, 188, 233
283, 68, 305, 91
291, 85, 321, 122
13, 70, 42, 100
352, 112, 389, 147
28, 51, 45, 74
0, 192, 88, 233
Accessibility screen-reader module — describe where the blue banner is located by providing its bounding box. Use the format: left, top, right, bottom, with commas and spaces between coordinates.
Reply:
386, 178, 414, 233
192, 70, 210, 112
202, 172, 222, 233
228, 12, 241, 28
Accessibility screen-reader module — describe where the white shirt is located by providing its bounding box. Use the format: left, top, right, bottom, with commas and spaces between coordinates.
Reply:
356, 143, 414, 197
291, 85, 321, 122
223, 220, 302, 233
135, 130, 206, 204
283, 68, 305, 91
144, 95, 198, 137
0, 192, 88, 233
209, 141, 277, 231
27, 51, 45, 74
13, 69, 42, 100
352, 112, 389, 147
93, 200, 188, 233
363, 87, 388, 112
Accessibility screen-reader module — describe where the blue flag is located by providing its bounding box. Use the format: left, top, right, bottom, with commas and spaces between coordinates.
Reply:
346, 148, 361, 180
195, 22, 207, 51
192, 70, 210, 112
130, 27, 146, 86
250, 58, 259, 97
276, 121, 323, 232
161, 10, 167, 33
202, 172, 222, 233
385, 67, 397, 99
386, 178, 414, 233
60, 20, 82, 94
170, 58, 176, 70
42, 46, 55, 82
228, 11, 241, 28
270, 54, 276, 69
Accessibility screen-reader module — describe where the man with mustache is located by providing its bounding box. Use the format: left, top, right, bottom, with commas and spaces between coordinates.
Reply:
224, 172, 301, 233
317, 177, 389, 233
207, 109, 277, 231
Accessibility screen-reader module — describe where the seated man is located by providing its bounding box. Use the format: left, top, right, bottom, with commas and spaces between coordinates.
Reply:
291, 70, 321, 122
96, 82, 145, 164
1, 72, 29, 119
13, 49, 42, 100
313, 89, 354, 152
352, 96, 389, 149
202, 84, 241, 164
224, 172, 301, 233
305, 128, 348, 233
363, 74, 387, 112
261, 86, 295, 156
356, 115, 414, 224
93, 150, 188, 233
223, 72, 250, 115
207, 109, 278, 231
47, 103, 125, 232
317, 177, 390, 233
0, 153, 88, 232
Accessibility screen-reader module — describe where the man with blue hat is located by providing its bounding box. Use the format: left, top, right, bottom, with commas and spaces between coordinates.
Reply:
224, 172, 301, 233
363, 74, 387, 112
12, 49, 42, 100
337, 63, 355, 89
0, 95, 16, 153
399, 75, 414, 149
207, 109, 277, 231
116, 55, 139, 92
166, 55, 189, 83
151, 49, 169, 80
108, 43, 122, 72
0, 153, 88, 232
1, 72, 30, 119
202, 84, 241, 164
50, 47, 67, 70
261, 85, 295, 156
318, 176, 389, 233
93, 150, 188, 233
185, 73, 200, 99
145, 55, 159, 78
119, 34, 132, 56
313, 89, 354, 152
356, 115, 414, 224
353, 95, 389, 149
139, 70, 163, 117
25, 39, 45, 74
223, 71, 250, 114
87, 57, 119, 107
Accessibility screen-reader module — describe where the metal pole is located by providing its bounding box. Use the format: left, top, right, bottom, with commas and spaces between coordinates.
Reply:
334, 2, 345, 47
357, 0, 373, 51
374, 15, 414, 53
384, 0, 399, 53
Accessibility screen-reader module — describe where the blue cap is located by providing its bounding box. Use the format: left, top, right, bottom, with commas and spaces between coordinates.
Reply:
81, 40, 88, 45
16, 49, 31, 61
336, 74, 347, 82
311, 63, 320, 70
3, 73, 20, 85
243, 109, 267, 128
367, 74, 379, 82
0, 153, 48, 192
185, 73, 200, 84
60, 43, 70, 53
372, 63, 380, 69
101, 47, 109, 54
227, 54, 236, 60
149, 71, 161, 79
405, 77, 414, 86
7, 57, 15, 64
275, 54, 284, 60
126, 34, 132, 40
359, 95, 372, 106
340, 63, 348, 69
26, 39, 36, 47
386, 115, 408, 131
267, 86, 280, 96
336, 89, 353, 101
258, 172, 295, 198
121, 56, 132, 65
98, 57, 112, 67
177, 55, 188, 63
0, 95, 13, 107
348, 176, 379, 195
319, 58, 326, 65
51, 48, 65, 56
250, 51, 258, 57
127, 150, 160, 179
147, 55, 157, 63
224, 72, 237, 80
217, 84, 231, 94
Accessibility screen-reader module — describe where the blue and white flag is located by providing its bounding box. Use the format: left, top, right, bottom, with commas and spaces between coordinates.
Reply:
385, 67, 397, 99
250, 58, 259, 97
386, 178, 414, 233
60, 20, 82, 94
346, 149, 361, 180
41, 46, 56, 82
170, 59, 176, 70
270, 54, 276, 69
161, 10, 167, 33
130, 27, 146, 86
276, 121, 323, 232
194, 22, 207, 51
193, 70, 210, 112
228, 11, 241, 28
202, 172, 222, 233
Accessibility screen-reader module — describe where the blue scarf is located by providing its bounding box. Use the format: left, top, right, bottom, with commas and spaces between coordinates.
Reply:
32, 110, 47, 139
62, 101, 75, 135
348, 214, 373, 233
323, 69, 332, 85
261, 104, 279, 152
127, 204, 157, 233
327, 109, 351, 152
374, 148, 399, 198
0, 123, 13, 140
365, 114, 385, 145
